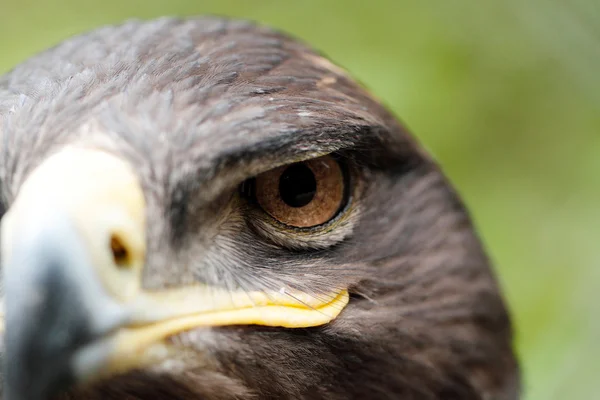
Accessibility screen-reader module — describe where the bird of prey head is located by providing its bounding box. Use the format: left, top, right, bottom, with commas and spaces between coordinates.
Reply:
0, 17, 519, 400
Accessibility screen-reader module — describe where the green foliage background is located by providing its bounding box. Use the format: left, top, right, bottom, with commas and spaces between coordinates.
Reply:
0, 1, 597, 398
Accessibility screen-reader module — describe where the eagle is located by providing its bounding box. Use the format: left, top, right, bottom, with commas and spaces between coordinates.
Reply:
0, 17, 519, 400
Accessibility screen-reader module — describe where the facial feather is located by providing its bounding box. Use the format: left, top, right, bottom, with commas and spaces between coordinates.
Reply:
0, 16, 518, 400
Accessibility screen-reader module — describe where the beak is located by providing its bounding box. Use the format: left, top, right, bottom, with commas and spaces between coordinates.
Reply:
0, 148, 349, 400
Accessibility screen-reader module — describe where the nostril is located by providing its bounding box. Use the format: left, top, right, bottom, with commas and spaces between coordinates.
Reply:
110, 234, 130, 268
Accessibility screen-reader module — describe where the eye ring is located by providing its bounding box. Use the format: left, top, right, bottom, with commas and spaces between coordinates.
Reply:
244, 155, 349, 229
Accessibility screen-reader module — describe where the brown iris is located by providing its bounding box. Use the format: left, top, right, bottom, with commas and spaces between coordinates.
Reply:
255, 155, 346, 228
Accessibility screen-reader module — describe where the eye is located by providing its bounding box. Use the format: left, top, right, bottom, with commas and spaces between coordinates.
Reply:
251, 155, 347, 228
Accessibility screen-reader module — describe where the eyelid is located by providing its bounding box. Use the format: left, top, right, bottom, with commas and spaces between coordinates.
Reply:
239, 153, 348, 198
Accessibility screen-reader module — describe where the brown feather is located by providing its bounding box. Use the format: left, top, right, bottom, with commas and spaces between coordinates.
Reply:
0, 16, 519, 400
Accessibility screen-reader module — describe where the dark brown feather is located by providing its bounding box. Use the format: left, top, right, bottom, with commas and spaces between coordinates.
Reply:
0, 16, 519, 399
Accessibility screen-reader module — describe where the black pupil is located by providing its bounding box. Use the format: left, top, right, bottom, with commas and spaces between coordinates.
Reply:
279, 163, 317, 207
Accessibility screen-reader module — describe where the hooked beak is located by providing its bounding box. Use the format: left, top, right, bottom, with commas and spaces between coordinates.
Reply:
1, 148, 349, 399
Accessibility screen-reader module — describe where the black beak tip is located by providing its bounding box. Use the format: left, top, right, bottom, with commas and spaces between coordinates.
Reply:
4, 264, 94, 400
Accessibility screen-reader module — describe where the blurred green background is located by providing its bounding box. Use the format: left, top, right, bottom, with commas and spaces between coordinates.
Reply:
0, 0, 597, 398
